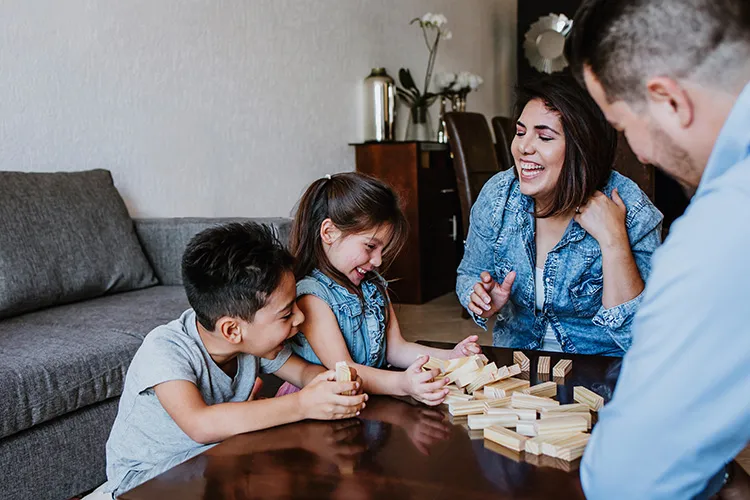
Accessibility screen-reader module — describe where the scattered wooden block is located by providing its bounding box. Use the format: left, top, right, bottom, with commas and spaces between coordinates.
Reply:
484, 378, 530, 398
443, 356, 472, 374
449, 400, 487, 416
448, 356, 485, 385
511, 392, 560, 411
465, 363, 502, 393
552, 359, 572, 378
524, 434, 574, 455
423, 357, 448, 373
540, 411, 591, 430
483, 425, 529, 452
513, 351, 530, 372
335, 361, 354, 395
537, 356, 551, 375
485, 407, 537, 421
533, 415, 588, 437
483, 397, 512, 410
521, 381, 557, 398
516, 421, 537, 437
573, 386, 605, 412
444, 393, 473, 405
468, 413, 519, 430
540, 403, 589, 415
507, 364, 522, 377
543, 432, 590, 461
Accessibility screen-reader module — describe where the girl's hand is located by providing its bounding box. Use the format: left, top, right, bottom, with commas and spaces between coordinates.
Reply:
575, 189, 629, 250
298, 370, 368, 420
469, 271, 516, 318
402, 356, 449, 406
349, 367, 365, 396
450, 335, 481, 358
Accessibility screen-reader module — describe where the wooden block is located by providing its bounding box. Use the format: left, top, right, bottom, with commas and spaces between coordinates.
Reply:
540, 411, 591, 430
444, 356, 471, 374
483, 425, 529, 452
483, 396, 512, 410
516, 421, 537, 437
552, 359, 573, 378
521, 381, 557, 398
335, 361, 354, 395
444, 394, 473, 405
541, 403, 589, 415
533, 415, 588, 437
486, 407, 537, 421
484, 378, 530, 398
513, 351, 530, 372
573, 386, 605, 412
449, 400, 487, 416
468, 413, 519, 430
543, 433, 590, 461
537, 356, 551, 375
423, 357, 448, 373
465, 363, 502, 393
524, 435, 573, 455
446, 356, 484, 384
511, 392, 560, 411
507, 364, 522, 377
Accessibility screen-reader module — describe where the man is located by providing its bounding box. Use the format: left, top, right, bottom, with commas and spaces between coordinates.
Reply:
566, 0, 750, 498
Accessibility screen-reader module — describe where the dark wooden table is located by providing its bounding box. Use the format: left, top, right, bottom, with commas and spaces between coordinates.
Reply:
120, 344, 622, 499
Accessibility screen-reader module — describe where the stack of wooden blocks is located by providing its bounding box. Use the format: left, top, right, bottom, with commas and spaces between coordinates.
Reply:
425, 352, 605, 462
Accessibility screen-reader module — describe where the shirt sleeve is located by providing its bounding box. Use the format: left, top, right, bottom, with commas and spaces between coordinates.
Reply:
259, 345, 293, 374
456, 173, 511, 329
581, 196, 750, 498
591, 200, 663, 351
130, 328, 199, 394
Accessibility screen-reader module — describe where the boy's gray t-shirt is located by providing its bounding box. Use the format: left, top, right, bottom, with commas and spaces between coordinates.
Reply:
105, 308, 292, 496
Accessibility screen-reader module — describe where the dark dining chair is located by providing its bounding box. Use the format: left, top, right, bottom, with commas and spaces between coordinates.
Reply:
445, 112, 502, 244
491, 116, 516, 171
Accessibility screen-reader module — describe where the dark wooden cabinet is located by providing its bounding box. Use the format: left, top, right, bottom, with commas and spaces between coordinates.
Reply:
353, 142, 462, 304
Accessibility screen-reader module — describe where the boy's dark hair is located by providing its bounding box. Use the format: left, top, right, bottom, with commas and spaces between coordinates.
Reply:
182, 222, 294, 330
290, 172, 408, 325
513, 74, 617, 218
565, 0, 750, 105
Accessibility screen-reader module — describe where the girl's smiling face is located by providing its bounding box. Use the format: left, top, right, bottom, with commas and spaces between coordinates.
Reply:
321, 222, 393, 287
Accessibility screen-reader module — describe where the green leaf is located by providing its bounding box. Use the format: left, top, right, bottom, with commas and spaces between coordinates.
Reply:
398, 68, 419, 93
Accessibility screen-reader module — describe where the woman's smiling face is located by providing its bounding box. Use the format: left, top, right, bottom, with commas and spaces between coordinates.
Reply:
511, 98, 567, 206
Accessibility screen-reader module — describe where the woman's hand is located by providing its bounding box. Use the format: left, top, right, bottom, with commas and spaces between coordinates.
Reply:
575, 189, 629, 249
449, 335, 482, 358
468, 271, 516, 318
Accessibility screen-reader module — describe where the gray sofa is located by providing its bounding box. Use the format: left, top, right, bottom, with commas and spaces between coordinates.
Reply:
0, 170, 291, 500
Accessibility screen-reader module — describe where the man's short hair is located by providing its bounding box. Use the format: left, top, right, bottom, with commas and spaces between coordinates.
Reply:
566, 0, 750, 104
182, 222, 294, 330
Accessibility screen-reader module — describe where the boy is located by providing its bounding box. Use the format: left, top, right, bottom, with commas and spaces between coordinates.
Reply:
104, 222, 367, 497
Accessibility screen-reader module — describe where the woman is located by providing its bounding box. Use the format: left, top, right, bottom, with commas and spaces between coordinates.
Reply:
456, 75, 663, 356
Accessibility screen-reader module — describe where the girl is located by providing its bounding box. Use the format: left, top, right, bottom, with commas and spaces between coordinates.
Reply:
285, 172, 480, 406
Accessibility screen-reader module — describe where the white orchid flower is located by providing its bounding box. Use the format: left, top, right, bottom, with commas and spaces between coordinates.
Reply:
443, 30, 453, 40
435, 72, 456, 91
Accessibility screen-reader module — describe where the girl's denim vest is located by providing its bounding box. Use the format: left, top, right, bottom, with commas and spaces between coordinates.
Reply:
457, 169, 663, 356
291, 269, 388, 368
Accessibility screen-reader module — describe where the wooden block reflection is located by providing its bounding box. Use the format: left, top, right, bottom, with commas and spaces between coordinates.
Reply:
483, 439, 524, 462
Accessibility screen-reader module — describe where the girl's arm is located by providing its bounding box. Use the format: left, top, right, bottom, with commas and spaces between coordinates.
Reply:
296, 294, 448, 405
383, 302, 481, 369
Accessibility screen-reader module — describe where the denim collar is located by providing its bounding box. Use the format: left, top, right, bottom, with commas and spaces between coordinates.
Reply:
310, 268, 382, 301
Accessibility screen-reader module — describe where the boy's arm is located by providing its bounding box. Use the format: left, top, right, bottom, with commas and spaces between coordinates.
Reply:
154, 375, 365, 445
273, 353, 327, 388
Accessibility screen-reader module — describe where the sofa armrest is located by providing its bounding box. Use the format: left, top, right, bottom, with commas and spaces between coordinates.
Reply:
133, 217, 293, 285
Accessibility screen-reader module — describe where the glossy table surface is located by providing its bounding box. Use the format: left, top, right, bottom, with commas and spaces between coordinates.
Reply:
120, 344, 622, 499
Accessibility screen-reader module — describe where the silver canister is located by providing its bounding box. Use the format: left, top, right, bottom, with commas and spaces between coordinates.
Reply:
363, 68, 396, 142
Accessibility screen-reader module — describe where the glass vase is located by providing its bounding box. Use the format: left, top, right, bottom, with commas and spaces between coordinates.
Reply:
405, 104, 433, 141
436, 97, 449, 143
451, 95, 467, 112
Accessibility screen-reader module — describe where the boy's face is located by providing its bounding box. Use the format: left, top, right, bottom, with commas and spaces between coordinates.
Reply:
239, 271, 303, 359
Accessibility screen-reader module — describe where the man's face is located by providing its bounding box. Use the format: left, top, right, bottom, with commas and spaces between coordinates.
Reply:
583, 67, 703, 191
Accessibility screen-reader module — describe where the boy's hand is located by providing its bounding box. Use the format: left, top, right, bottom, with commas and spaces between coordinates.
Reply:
298, 370, 368, 420
403, 356, 449, 406
450, 335, 481, 358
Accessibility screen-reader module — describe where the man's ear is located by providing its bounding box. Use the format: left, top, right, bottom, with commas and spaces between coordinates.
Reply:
320, 218, 342, 246
645, 76, 694, 129
215, 317, 243, 345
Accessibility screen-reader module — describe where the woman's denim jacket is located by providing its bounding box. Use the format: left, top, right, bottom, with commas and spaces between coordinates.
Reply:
456, 169, 663, 356
290, 269, 388, 368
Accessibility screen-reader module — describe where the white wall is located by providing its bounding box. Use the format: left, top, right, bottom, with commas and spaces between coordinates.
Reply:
0, 0, 516, 217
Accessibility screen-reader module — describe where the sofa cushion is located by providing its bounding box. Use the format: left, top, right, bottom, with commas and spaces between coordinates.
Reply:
0, 169, 158, 319
0, 286, 189, 439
